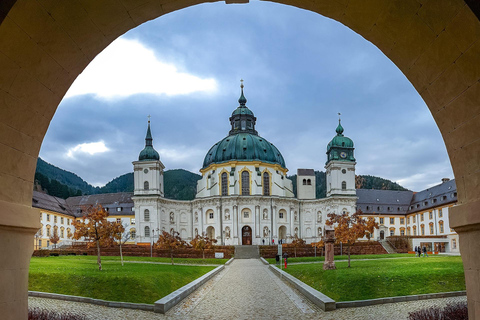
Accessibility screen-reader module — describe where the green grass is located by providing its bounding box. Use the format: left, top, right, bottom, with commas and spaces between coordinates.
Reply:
29, 256, 216, 304
265, 253, 411, 264
282, 256, 465, 302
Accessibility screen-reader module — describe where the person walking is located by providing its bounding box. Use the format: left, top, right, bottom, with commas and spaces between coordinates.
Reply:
417, 246, 422, 257
423, 246, 428, 257
414, 246, 418, 257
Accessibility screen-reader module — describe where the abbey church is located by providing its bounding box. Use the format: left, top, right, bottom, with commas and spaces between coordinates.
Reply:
132, 83, 356, 246
33, 84, 459, 253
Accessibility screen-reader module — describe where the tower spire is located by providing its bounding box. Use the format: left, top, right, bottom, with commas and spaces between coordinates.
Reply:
145, 116, 153, 147
238, 79, 247, 105
336, 113, 344, 136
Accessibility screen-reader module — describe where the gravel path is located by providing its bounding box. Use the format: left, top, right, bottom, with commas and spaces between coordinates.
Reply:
29, 258, 466, 319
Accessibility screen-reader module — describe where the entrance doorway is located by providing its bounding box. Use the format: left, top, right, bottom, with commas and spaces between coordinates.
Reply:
242, 226, 252, 245
380, 230, 385, 240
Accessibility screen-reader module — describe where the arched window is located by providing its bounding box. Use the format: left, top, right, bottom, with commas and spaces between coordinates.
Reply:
144, 226, 150, 237
241, 171, 250, 195
221, 172, 228, 196
307, 179, 311, 185
342, 181, 347, 190
263, 172, 270, 195
144, 181, 149, 190
144, 209, 150, 221
439, 221, 444, 233
302, 179, 307, 185
130, 229, 136, 239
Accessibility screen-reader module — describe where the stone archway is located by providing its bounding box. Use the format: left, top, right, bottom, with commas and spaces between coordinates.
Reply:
1, 1, 480, 318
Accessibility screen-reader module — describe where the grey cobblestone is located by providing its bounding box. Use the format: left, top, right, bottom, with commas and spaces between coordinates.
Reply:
29, 258, 467, 319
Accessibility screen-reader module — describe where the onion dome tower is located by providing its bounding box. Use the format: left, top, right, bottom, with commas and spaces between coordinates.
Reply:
325, 115, 356, 197
133, 118, 164, 197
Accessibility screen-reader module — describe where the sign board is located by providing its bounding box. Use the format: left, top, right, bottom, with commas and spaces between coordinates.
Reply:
277, 245, 282, 257
215, 252, 224, 259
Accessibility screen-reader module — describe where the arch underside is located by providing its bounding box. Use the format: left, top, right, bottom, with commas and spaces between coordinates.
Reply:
1, 0, 480, 318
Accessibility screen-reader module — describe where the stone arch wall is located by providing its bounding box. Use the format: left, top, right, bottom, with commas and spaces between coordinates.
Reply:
1, 1, 480, 318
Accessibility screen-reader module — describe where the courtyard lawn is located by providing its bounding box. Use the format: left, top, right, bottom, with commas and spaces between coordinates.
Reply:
282, 255, 465, 302
29, 256, 216, 304
265, 253, 411, 264
99, 255, 229, 265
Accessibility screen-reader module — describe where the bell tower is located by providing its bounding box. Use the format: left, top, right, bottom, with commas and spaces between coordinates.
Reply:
325, 115, 356, 197
133, 118, 164, 197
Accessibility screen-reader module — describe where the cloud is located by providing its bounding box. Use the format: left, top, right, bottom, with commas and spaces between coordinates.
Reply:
64, 38, 218, 99
66, 141, 109, 158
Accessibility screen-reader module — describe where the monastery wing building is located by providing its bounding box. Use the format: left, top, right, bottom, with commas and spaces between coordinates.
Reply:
32, 84, 460, 253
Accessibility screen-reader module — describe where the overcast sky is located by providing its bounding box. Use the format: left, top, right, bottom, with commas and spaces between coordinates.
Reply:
39, 1, 454, 192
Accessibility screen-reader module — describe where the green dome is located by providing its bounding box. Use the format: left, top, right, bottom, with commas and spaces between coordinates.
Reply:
202, 133, 286, 169
139, 146, 160, 161
327, 135, 354, 151
232, 106, 254, 116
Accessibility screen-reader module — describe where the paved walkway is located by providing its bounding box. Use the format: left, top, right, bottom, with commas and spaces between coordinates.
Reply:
29, 258, 466, 319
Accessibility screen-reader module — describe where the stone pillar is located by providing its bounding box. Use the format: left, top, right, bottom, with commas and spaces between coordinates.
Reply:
272, 205, 277, 239
233, 205, 238, 239
290, 207, 294, 239
255, 205, 260, 239
323, 226, 336, 270
450, 203, 480, 320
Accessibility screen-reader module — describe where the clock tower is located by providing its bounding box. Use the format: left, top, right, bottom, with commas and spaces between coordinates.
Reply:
325, 118, 356, 197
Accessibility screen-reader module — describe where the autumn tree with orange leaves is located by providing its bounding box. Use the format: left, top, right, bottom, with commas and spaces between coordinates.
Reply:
289, 234, 305, 258
155, 230, 187, 265
190, 233, 217, 260
73, 205, 119, 270
326, 209, 379, 268
49, 227, 60, 249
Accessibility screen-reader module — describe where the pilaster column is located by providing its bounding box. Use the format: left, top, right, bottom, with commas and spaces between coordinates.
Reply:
255, 205, 260, 238
233, 205, 238, 238
272, 205, 277, 238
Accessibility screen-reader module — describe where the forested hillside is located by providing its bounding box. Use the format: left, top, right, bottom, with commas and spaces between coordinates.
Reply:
35, 158, 407, 201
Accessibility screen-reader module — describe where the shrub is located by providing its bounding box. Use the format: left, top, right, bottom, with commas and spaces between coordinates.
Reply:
49, 253, 59, 257
408, 302, 467, 320
28, 308, 87, 320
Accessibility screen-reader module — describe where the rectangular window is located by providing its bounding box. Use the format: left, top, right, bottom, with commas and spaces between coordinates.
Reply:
117, 207, 122, 212
54, 216, 57, 223
379, 217, 384, 224
131, 218, 135, 225
241, 171, 250, 195
67, 219, 70, 225
420, 213, 424, 221
452, 239, 457, 249
221, 172, 228, 196
60, 230, 64, 238
209, 212, 214, 219
439, 209, 443, 218
61, 217, 64, 224
279, 212, 284, 219
413, 215, 416, 223
116, 218, 121, 224
440, 223, 444, 233
429, 211, 433, 219
46, 228, 50, 237
390, 217, 394, 224
430, 224, 434, 234
400, 218, 404, 224
47, 214, 50, 222
400, 229, 405, 236
407, 217, 410, 224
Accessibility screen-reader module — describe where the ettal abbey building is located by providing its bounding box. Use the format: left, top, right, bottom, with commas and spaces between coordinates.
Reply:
33, 84, 459, 253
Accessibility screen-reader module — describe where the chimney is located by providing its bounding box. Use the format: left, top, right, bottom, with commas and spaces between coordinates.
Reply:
441, 178, 450, 183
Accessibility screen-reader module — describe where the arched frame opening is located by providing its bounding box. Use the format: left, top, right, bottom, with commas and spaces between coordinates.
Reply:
1, 1, 480, 318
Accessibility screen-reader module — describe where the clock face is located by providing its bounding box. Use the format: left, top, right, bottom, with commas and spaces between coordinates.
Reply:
340, 152, 347, 159
144, 169, 149, 174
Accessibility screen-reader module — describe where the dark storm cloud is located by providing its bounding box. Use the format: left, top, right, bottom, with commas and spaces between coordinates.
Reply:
39, 1, 453, 191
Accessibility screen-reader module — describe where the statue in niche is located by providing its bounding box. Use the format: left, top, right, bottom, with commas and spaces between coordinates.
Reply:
317, 212, 322, 223
294, 212, 298, 222
318, 227, 322, 237
194, 212, 198, 223
195, 228, 198, 236
294, 227, 298, 236
263, 209, 268, 220
225, 227, 231, 239
225, 210, 230, 221
170, 212, 174, 224
263, 226, 269, 237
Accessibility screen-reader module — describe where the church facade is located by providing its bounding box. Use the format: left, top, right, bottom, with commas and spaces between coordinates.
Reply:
133, 84, 357, 246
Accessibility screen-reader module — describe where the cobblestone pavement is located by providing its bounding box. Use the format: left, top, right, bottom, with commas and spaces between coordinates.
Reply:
29, 258, 467, 320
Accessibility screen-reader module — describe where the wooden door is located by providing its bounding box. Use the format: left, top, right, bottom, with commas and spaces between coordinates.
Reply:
242, 226, 252, 245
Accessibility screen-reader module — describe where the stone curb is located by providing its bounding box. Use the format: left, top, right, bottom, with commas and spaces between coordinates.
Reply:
28, 291, 154, 311
260, 257, 269, 265
154, 265, 225, 314
336, 291, 467, 308
268, 265, 336, 311
225, 257, 234, 265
